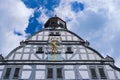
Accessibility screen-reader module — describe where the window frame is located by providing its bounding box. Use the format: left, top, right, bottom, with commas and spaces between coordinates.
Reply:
98, 67, 107, 79
47, 68, 53, 79
66, 47, 73, 54
13, 68, 20, 79
46, 66, 63, 79
90, 66, 107, 79
57, 68, 63, 78
89, 66, 98, 79
56, 32, 60, 36
3, 68, 11, 79
36, 47, 44, 53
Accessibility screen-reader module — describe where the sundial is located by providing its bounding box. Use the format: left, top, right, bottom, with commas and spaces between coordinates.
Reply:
47, 36, 62, 60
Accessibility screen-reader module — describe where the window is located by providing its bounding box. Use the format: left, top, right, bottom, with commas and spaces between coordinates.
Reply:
47, 68, 53, 78
13, 68, 20, 79
59, 23, 64, 27
38, 47, 42, 51
47, 67, 63, 79
58, 19, 65, 28
98, 67, 106, 79
36, 47, 43, 53
4, 68, 11, 79
56, 32, 60, 36
90, 66, 107, 79
90, 67, 97, 79
66, 47, 73, 53
49, 32, 54, 36
67, 47, 72, 51
51, 21, 56, 24
49, 32, 60, 36
57, 68, 63, 78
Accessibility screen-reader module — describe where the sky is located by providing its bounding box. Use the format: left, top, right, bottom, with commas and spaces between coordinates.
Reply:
0, 0, 120, 67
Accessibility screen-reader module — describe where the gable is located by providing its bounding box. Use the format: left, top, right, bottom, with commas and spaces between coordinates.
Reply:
5, 29, 103, 61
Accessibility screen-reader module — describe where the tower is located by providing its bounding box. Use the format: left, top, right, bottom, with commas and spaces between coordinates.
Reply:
0, 16, 120, 80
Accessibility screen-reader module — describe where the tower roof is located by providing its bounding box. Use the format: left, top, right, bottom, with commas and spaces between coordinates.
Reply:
44, 16, 67, 29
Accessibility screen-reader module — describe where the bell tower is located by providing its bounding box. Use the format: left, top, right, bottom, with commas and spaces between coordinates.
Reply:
44, 15, 67, 29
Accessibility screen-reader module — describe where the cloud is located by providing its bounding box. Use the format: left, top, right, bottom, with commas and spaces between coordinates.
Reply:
71, 1, 84, 13
53, 0, 120, 67
25, 9, 42, 35
0, 0, 120, 68
14, 30, 23, 36
37, 7, 54, 28
0, 0, 33, 56
22, 0, 60, 10
22, 0, 60, 35
82, 0, 120, 67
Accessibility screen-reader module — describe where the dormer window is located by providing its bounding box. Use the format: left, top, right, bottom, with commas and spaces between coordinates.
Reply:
36, 47, 44, 53
66, 47, 73, 54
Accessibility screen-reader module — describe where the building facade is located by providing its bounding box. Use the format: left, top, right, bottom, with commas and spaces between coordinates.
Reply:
0, 16, 120, 80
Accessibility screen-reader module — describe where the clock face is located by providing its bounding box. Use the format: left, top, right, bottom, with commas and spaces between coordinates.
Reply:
47, 36, 62, 60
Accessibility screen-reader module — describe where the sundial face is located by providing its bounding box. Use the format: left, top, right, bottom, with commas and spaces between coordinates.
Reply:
47, 36, 62, 60
51, 40, 60, 54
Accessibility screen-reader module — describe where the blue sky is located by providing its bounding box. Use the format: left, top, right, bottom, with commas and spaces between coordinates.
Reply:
0, 0, 120, 67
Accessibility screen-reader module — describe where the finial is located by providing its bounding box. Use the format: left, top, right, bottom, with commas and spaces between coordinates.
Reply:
55, 14, 57, 17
